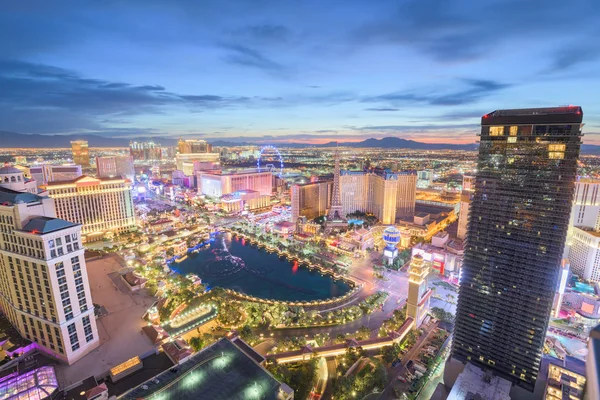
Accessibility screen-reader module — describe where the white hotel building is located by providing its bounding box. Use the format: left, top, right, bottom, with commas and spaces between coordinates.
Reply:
0, 168, 99, 364
42, 176, 136, 242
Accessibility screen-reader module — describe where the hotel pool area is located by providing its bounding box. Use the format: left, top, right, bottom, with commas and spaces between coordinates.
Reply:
170, 232, 352, 302
572, 281, 596, 295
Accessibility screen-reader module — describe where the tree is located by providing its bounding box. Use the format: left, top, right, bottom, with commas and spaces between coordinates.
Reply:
188, 336, 204, 352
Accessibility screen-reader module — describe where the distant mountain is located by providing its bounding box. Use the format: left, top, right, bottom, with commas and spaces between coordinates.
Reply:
0, 131, 179, 148
2, 130, 600, 153
314, 137, 478, 150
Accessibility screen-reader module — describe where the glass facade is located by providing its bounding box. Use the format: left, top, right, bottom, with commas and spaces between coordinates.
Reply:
452, 107, 583, 391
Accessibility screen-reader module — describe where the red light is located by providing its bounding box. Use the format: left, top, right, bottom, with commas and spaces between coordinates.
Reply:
483, 114, 489, 118
31, 229, 40, 234
576, 110, 581, 115
469, 313, 475, 318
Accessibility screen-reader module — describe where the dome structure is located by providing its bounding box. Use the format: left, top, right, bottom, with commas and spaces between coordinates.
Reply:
382, 226, 401, 248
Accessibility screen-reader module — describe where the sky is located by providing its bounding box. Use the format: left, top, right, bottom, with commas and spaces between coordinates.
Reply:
1, 0, 600, 144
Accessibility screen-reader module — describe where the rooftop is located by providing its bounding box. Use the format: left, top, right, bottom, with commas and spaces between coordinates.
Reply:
21, 216, 78, 234
485, 106, 582, 117
0, 186, 44, 206
0, 366, 59, 400
447, 363, 512, 400
0, 165, 22, 174
119, 338, 286, 400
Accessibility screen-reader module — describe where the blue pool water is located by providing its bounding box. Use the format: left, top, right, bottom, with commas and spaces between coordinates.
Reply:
573, 281, 595, 295
170, 232, 352, 301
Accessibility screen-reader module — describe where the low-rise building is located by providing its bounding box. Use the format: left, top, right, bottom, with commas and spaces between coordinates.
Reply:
568, 227, 600, 282
220, 190, 271, 214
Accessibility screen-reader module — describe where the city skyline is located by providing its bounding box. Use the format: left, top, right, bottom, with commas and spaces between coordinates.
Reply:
1, 1, 600, 144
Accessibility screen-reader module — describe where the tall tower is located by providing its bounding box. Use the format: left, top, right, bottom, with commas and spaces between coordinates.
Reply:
70, 140, 90, 166
406, 254, 431, 328
452, 107, 584, 391
328, 146, 344, 221
0, 187, 99, 364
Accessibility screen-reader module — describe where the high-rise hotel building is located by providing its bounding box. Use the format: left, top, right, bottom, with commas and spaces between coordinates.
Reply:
339, 169, 416, 225
452, 107, 583, 391
70, 140, 90, 167
42, 176, 136, 242
291, 181, 332, 221
0, 169, 99, 364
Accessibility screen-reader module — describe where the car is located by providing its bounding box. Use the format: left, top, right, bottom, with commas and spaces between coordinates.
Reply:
392, 359, 401, 367
397, 375, 407, 383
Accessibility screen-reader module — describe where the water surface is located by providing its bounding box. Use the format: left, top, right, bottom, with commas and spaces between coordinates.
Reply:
171, 232, 351, 301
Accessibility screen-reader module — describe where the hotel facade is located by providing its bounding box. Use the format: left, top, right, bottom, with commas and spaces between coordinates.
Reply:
42, 176, 136, 241
339, 169, 416, 225
0, 169, 99, 364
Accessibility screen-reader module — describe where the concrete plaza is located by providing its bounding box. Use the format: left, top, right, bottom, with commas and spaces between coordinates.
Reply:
55, 255, 157, 389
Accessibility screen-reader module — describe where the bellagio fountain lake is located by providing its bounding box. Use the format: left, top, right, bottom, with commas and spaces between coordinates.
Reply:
170, 232, 352, 302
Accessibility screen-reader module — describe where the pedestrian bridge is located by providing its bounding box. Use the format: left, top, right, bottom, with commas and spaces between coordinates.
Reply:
267, 317, 415, 364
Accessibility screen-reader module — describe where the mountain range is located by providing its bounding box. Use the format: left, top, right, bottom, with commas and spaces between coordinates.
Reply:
1, 130, 600, 153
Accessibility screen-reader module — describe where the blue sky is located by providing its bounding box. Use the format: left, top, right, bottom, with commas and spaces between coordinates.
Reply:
1, 0, 599, 144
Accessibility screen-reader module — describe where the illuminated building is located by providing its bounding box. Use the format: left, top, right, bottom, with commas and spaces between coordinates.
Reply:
545, 356, 585, 400
565, 178, 600, 259
552, 260, 570, 318
30, 164, 82, 185
457, 175, 474, 240
417, 170, 433, 188
70, 140, 90, 166
452, 106, 584, 392
340, 169, 416, 225
197, 169, 272, 197
220, 190, 271, 214
397, 204, 456, 240
0, 164, 38, 194
412, 233, 464, 278
406, 254, 432, 328
176, 139, 220, 175
120, 338, 294, 400
14, 156, 27, 166
291, 180, 332, 221
0, 187, 99, 364
96, 155, 135, 182
568, 227, 600, 282
42, 176, 135, 242
129, 141, 161, 162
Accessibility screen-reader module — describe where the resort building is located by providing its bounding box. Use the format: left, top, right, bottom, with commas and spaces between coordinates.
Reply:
197, 168, 273, 197
220, 190, 271, 214
129, 140, 162, 162
0, 186, 99, 364
291, 180, 332, 221
339, 169, 416, 225
119, 337, 294, 400
568, 227, 600, 282
96, 155, 135, 182
176, 139, 220, 175
452, 107, 583, 391
397, 204, 457, 240
545, 356, 586, 400
71, 140, 90, 166
29, 164, 83, 185
42, 176, 136, 242
0, 164, 38, 194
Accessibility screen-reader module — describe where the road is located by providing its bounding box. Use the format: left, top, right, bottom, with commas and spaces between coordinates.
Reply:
321, 358, 338, 400
310, 357, 328, 399
378, 321, 439, 400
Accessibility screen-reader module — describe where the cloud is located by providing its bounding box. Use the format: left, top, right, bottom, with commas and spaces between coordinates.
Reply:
364, 108, 399, 112
220, 44, 289, 75
237, 24, 292, 44
547, 40, 600, 72
363, 79, 509, 107
354, 0, 600, 63
0, 59, 256, 134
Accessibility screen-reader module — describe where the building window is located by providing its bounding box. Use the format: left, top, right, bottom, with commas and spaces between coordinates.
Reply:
489, 126, 504, 136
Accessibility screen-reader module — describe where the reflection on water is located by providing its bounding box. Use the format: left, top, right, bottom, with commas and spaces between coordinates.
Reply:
171, 232, 351, 301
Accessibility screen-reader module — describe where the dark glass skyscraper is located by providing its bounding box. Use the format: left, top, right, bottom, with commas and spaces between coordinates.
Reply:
452, 106, 584, 391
